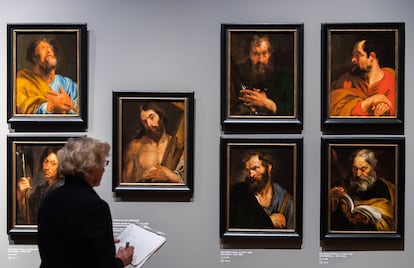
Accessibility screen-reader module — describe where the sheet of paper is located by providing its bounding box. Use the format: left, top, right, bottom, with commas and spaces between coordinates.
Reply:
116, 223, 166, 267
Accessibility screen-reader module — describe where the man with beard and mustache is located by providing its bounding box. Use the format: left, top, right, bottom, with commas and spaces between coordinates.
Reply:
230, 150, 294, 229
329, 37, 395, 116
330, 149, 395, 231
229, 34, 294, 116
122, 102, 184, 183
15, 37, 78, 114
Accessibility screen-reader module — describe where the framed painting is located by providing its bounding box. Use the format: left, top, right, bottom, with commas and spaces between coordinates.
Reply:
7, 135, 82, 238
220, 137, 302, 246
7, 24, 88, 131
221, 24, 303, 133
321, 23, 405, 134
320, 137, 405, 248
112, 91, 194, 196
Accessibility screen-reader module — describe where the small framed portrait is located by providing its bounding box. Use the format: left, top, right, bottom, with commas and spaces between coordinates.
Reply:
320, 137, 405, 248
112, 91, 194, 196
321, 23, 405, 134
7, 135, 82, 237
221, 24, 303, 133
7, 24, 88, 131
220, 137, 303, 246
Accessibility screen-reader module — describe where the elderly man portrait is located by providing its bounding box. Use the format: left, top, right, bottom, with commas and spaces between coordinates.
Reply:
330, 149, 395, 231
15, 36, 78, 114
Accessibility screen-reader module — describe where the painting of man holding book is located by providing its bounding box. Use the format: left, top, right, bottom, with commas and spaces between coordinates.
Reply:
329, 148, 395, 232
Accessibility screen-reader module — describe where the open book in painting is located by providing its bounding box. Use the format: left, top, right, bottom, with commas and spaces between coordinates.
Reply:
331, 189, 382, 224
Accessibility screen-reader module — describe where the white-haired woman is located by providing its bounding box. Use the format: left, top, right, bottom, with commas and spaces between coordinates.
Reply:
38, 137, 134, 268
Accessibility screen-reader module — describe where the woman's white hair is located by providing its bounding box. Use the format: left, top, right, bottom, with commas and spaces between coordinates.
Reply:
57, 137, 110, 177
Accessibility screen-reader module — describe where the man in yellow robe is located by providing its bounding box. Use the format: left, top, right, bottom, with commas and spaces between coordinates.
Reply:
15, 38, 78, 114
329, 38, 396, 117
330, 149, 395, 231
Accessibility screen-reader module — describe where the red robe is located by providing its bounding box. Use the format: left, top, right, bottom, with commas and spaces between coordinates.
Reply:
330, 68, 396, 116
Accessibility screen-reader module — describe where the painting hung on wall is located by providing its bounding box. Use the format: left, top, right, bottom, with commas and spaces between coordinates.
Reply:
7, 24, 88, 131
112, 92, 194, 195
220, 137, 303, 245
220, 24, 303, 133
7, 135, 81, 236
321, 23, 405, 134
320, 137, 405, 245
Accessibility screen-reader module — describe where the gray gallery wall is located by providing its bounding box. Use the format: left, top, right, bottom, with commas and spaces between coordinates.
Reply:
1, 0, 413, 267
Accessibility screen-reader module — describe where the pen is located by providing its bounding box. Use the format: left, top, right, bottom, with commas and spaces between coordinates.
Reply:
125, 242, 130, 248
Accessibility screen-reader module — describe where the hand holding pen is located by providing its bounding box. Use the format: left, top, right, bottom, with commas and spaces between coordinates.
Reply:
115, 239, 135, 266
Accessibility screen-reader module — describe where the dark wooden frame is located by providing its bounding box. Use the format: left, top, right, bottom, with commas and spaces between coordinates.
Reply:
112, 91, 194, 197
320, 137, 405, 249
221, 24, 303, 134
7, 24, 88, 131
220, 136, 303, 246
321, 23, 405, 134
7, 134, 82, 239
